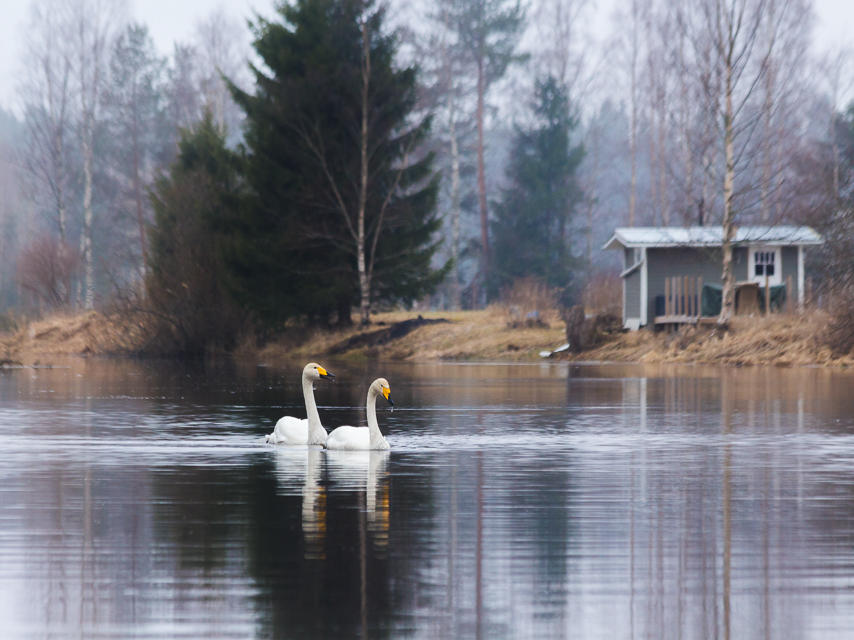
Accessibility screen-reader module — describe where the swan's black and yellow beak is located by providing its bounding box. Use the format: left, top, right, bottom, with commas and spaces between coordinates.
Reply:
318, 366, 335, 380
382, 385, 393, 406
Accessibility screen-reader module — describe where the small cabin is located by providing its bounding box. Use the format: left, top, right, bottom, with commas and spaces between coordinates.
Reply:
603, 225, 823, 330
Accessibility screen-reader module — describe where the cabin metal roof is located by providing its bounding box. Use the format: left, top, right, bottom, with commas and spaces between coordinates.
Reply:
603, 225, 823, 250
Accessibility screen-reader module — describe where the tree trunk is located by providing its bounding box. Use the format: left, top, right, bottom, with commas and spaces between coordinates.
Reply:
54, 127, 71, 306
718, 53, 736, 326
357, 17, 372, 326
475, 54, 488, 300
54, 130, 68, 245
449, 115, 462, 310
628, 0, 639, 227
81, 123, 95, 309
132, 113, 148, 275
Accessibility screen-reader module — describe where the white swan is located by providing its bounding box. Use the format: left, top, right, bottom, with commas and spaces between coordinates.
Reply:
325, 378, 393, 450
266, 362, 335, 446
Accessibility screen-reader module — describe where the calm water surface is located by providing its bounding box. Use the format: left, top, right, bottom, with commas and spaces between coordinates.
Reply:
1, 359, 854, 638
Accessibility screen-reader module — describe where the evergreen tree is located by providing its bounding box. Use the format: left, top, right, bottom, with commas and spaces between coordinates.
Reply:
147, 113, 246, 353
228, 0, 446, 326
489, 76, 584, 301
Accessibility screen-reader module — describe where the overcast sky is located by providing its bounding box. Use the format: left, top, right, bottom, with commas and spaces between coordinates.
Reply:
1, 0, 853, 115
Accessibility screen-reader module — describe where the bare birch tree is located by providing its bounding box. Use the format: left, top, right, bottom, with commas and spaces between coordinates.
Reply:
529, 0, 593, 100
612, 0, 645, 226
19, 0, 74, 246
680, 0, 812, 325
165, 43, 204, 136
417, 0, 477, 310
70, 0, 126, 308
817, 47, 854, 199
194, 8, 250, 139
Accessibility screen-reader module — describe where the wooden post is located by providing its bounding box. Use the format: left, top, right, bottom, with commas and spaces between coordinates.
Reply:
686, 277, 692, 317
665, 278, 671, 316
786, 275, 793, 313
672, 276, 677, 315
689, 276, 695, 317
764, 272, 770, 315
698, 276, 703, 318
685, 277, 690, 317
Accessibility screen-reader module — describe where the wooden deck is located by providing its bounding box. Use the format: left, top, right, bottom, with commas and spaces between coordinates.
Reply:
653, 274, 795, 329
654, 276, 704, 328
653, 314, 718, 326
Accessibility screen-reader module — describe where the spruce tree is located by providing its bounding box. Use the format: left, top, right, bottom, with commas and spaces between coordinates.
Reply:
228, 0, 446, 326
147, 113, 246, 353
489, 76, 584, 301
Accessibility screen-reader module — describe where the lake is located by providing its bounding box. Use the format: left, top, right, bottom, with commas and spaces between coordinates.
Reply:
1, 358, 853, 638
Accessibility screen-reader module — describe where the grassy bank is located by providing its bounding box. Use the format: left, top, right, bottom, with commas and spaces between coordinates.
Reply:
1, 307, 851, 368
570, 311, 853, 367
0, 308, 567, 365
251, 309, 566, 363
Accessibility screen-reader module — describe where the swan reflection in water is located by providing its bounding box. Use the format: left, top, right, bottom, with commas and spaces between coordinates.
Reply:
272, 446, 328, 559
326, 450, 391, 550
272, 447, 390, 556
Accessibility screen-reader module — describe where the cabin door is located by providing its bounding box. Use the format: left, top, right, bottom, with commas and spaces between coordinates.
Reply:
748, 246, 782, 286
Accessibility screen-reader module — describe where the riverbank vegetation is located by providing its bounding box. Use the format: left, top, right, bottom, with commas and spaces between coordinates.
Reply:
3, 305, 854, 369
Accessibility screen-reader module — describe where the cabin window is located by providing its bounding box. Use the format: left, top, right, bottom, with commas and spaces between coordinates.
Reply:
754, 250, 775, 277
749, 246, 782, 286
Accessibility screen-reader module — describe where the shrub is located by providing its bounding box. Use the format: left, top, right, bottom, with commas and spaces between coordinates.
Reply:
16, 236, 80, 310
581, 270, 621, 316
823, 284, 854, 356
500, 277, 560, 328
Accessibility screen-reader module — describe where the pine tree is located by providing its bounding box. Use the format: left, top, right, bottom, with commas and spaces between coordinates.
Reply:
489, 76, 584, 301
228, 0, 446, 326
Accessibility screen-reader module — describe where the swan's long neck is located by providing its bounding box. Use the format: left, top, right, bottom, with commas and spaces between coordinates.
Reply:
303, 374, 326, 444
366, 387, 384, 448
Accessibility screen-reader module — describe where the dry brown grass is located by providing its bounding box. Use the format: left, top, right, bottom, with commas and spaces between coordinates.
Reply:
4, 307, 852, 368
255, 308, 567, 363
574, 310, 854, 367
581, 272, 622, 316
0, 310, 148, 364
499, 277, 562, 327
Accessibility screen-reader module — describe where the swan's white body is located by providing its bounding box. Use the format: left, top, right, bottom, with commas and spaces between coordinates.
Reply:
266, 363, 333, 446
326, 378, 392, 450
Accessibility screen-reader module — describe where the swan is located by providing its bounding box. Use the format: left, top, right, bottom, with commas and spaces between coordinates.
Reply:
325, 378, 393, 450
266, 362, 335, 446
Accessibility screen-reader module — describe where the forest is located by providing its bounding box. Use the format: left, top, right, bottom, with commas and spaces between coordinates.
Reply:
1, 0, 854, 353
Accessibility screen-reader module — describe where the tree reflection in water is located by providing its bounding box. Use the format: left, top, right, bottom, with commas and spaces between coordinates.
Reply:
2, 360, 854, 637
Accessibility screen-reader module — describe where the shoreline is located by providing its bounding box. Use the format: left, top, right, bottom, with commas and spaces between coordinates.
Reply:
1, 308, 851, 368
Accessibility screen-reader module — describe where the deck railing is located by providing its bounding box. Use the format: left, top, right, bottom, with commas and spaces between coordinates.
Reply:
663, 276, 703, 319
655, 274, 795, 327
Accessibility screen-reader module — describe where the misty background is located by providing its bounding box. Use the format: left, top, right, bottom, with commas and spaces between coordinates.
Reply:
1, 0, 854, 338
